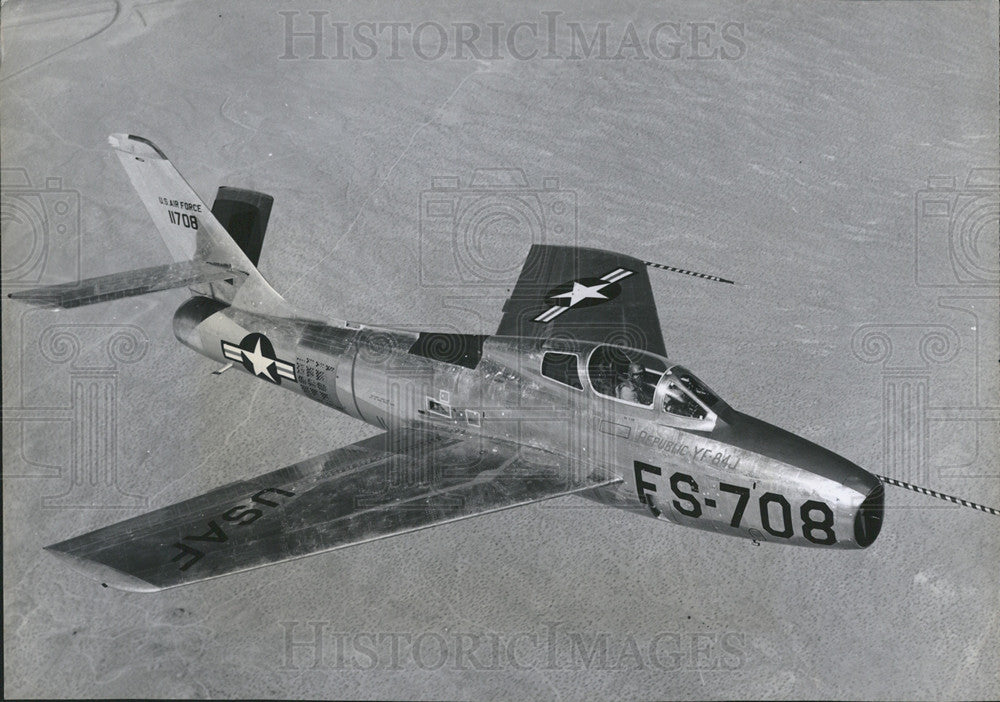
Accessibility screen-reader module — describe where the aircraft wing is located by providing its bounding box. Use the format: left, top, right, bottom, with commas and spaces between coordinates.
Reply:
496, 245, 667, 356
46, 431, 620, 591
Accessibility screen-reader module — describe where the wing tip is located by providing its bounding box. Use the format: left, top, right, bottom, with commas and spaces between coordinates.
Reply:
44, 544, 162, 593
7, 289, 60, 307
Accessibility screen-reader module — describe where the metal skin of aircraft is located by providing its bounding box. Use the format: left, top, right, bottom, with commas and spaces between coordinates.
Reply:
12, 134, 989, 593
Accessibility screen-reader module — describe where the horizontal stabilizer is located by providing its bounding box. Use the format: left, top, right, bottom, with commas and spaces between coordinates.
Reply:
7, 261, 246, 308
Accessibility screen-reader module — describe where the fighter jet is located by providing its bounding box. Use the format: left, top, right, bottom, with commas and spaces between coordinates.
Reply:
9, 135, 990, 592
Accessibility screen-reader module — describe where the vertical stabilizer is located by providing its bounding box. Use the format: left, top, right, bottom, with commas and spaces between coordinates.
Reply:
107, 134, 294, 315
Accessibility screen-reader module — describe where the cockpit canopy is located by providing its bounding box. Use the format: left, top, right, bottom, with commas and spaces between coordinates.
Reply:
587, 345, 667, 406
660, 365, 720, 420
579, 344, 721, 429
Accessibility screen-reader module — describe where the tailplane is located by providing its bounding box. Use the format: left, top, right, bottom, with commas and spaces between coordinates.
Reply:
9, 134, 294, 315
8, 260, 245, 308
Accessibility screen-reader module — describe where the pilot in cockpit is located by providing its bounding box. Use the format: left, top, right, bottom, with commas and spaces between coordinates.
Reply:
616, 362, 650, 404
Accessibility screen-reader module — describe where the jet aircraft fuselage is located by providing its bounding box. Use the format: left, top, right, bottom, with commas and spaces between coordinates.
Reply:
175, 296, 885, 550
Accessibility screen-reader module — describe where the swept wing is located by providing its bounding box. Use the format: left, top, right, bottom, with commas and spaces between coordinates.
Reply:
496, 244, 667, 356
46, 431, 620, 591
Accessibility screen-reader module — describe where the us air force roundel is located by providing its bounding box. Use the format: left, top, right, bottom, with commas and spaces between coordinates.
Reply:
221, 333, 297, 385
534, 267, 634, 323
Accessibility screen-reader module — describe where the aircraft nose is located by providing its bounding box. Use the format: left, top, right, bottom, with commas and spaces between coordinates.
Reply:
710, 409, 885, 547
714, 410, 885, 547
716, 409, 880, 496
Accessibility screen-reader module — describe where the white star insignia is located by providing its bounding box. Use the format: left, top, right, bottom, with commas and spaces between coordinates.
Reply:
533, 268, 635, 324
552, 280, 611, 307
242, 339, 276, 379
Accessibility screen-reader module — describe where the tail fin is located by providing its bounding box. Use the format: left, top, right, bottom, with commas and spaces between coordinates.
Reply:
9, 135, 296, 314
108, 134, 291, 314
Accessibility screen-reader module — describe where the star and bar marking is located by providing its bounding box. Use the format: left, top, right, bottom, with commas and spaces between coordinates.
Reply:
221, 333, 296, 384
534, 267, 634, 323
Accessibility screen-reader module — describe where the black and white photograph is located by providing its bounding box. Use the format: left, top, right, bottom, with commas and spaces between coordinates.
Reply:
2, 0, 998, 699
